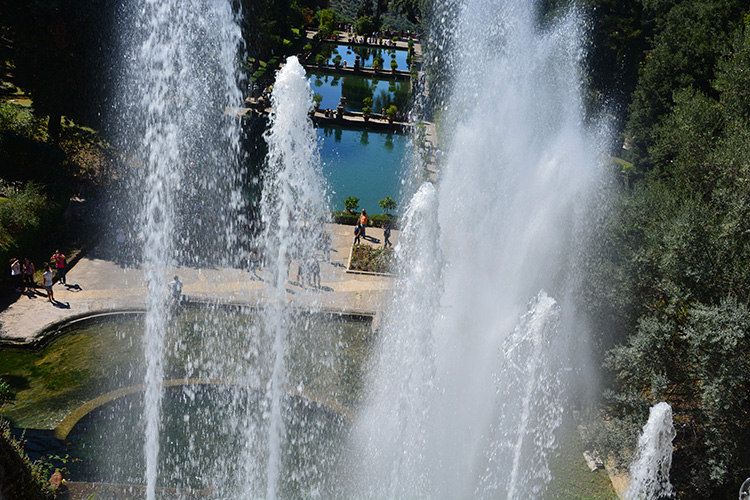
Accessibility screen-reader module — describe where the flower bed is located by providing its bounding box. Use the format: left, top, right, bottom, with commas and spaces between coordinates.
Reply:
349, 243, 393, 274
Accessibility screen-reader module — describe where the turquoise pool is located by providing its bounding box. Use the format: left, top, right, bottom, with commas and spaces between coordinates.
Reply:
308, 71, 410, 114
318, 126, 408, 214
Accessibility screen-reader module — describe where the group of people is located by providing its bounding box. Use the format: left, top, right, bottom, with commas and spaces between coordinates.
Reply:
8, 250, 67, 302
296, 256, 321, 289
353, 209, 392, 248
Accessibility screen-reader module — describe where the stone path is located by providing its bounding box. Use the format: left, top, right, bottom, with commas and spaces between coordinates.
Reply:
0, 223, 398, 345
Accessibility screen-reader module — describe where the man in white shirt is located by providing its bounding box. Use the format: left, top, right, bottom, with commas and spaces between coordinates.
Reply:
168, 275, 183, 301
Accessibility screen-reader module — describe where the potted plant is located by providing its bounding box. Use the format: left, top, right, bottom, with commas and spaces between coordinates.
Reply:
386, 104, 398, 123
343, 196, 360, 213
372, 57, 381, 72
333, 54, 342, 68
313, 93, 323, 111
390, 59, 398, 73
362, 97, 373, 121
315, 53, 326, 66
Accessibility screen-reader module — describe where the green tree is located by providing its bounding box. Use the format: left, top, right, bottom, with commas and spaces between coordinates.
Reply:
388, 0, 422, 24
589, 19, 750, 499
318, 9, 336, 38
355, 15, 377, 36
343, 196, 360, 211
379, 196, 397, 213
2, 0, 120, 143
624, 0, 747, 170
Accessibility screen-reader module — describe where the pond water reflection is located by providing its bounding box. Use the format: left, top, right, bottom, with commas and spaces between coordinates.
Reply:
308, 71, 410, 114
315, 42, 409, 71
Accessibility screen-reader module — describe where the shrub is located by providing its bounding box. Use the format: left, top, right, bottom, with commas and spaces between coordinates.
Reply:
315, 53, 327, 65
0, 182, 51, 256
349, 243, 393, 273
303, 43, 313, 51
386, 105, 398, 119
390, 59, 398, 70
333, 55, 342, 66
370, 213, 397, 228
332, 211, 398, 228
0, 379, 11, 403
331, 211, 359, 225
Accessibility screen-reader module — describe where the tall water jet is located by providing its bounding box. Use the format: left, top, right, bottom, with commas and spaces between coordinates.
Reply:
624, 402, 676, 500
252, 55, 328, 499
353, 0, 606, 497
114, 2, 244, 498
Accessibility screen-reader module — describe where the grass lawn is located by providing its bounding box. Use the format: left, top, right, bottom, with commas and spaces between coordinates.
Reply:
545, 428, 619, 500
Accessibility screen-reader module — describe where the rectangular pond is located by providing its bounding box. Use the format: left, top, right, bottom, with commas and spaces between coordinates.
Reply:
316, 42, 409, 71
308, 71, 410, 114
318, 126, 409, 214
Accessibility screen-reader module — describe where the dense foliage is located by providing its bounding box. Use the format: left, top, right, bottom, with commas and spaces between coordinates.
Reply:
584, 11, 750, 498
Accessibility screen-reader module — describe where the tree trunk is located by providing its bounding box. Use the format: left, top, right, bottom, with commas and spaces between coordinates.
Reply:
47, 111, 62, 145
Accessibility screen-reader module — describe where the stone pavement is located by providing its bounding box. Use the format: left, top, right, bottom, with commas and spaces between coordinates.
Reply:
0, 223, 398, 345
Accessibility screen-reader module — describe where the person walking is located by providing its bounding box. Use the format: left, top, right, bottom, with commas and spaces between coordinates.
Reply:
248, 247, 261, 280
51, 250, 67, 285
383, 222, 392, 248
354, 223, 362, 245
310, 257, 320, 288
22, 258, 35, 290
42, 263, 55, 301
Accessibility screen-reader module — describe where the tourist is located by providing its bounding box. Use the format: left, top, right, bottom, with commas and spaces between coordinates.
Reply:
309, 257, 321, 288
168, 275, 183, 301
359, 209, 368, 238
297, 259, 307, 287
383, 222, 392, 248
321, 231, 331, 261
248, 247, 261, 279
51, 249, 67, 285
10, 258, 22, 292
354, 223, 362, 245
22, 258, 35, 290
42, 263, 54, 301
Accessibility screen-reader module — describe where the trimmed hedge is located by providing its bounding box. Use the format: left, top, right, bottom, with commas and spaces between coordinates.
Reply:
331, 211, 398, 229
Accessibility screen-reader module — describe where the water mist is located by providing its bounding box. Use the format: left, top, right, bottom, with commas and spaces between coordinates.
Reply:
352, 0, 606, 498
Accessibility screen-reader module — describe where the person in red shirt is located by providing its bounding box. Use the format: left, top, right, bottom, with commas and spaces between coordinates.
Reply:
51, 249, 67, 285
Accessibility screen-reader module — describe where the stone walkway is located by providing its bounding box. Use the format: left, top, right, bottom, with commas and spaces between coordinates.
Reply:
0, 223, 398, 345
